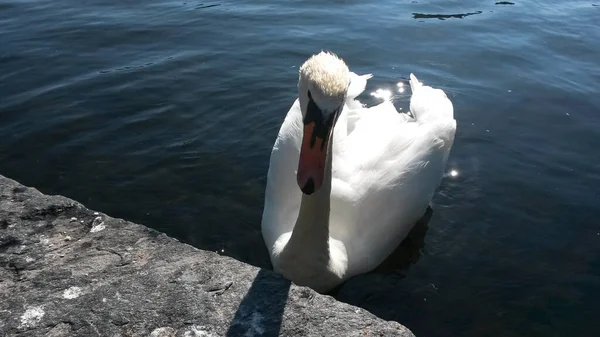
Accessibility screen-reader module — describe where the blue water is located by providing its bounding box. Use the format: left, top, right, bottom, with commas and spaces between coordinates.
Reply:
1, 1, 600, 336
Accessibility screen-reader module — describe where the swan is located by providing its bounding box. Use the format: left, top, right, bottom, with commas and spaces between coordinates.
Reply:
261, 51, 456, 293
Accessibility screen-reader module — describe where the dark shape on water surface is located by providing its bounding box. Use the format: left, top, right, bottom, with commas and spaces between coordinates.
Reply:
412, 11, 483, 20
495, 1, 515, 5
196, 3, 221, 9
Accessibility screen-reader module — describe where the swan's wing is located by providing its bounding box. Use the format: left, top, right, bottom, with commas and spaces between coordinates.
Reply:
329, 76, 456, 274
261, 99, 303, 250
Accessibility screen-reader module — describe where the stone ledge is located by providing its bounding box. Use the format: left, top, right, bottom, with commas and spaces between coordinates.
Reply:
0, 174, 414, 337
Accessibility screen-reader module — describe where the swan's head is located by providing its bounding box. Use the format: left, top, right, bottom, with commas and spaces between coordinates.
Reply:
297, 51, 350, 195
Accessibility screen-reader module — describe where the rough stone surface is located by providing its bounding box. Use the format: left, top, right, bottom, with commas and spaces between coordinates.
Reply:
0, 175, 415, 337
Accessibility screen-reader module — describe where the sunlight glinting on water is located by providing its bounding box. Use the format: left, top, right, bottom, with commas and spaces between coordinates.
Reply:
370, 88, 393, 101
397, 81, 405, 93
369, 81, 410, 101
444, 169, 460, 179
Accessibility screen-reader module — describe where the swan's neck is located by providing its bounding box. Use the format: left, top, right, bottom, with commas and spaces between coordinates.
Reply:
273, 131, 348, 293
286, 135, 333, 255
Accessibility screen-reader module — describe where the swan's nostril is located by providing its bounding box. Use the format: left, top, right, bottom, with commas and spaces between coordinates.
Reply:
301, 178, 315, 195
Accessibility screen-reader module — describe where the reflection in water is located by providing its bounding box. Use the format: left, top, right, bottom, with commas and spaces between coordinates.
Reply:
412, 11, 483, 20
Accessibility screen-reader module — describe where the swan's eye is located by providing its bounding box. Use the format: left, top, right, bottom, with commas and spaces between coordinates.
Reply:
305, 90, 342, 130
305, 90, 323, 123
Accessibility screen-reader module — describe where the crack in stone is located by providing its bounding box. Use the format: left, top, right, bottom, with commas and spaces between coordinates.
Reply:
96, 247, 131, 267
205, 281, 233, 296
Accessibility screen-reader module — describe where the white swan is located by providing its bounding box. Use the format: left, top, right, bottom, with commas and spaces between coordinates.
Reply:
261, 51, 456, 293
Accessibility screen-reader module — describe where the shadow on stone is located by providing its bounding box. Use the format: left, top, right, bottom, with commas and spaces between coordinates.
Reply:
226, 269, 291, 337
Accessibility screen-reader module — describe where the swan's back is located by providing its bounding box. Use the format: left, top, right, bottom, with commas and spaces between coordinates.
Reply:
328, 73, 456, 277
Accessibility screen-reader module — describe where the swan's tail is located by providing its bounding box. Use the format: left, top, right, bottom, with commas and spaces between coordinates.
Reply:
409, 73, 454, 124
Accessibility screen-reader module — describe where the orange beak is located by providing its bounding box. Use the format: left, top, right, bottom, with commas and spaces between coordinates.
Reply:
297, 121, 332, 195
